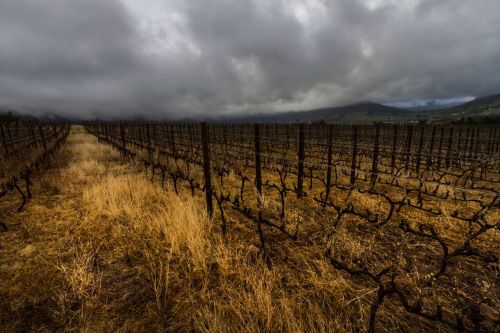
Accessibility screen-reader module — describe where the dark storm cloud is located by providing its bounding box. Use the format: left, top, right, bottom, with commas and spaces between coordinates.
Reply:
0, 0, 499, 119
0, 0, 147, 116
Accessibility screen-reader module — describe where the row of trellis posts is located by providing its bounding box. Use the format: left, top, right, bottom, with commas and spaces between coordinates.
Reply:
0, 122, 67, 157
108, 122, 497, 217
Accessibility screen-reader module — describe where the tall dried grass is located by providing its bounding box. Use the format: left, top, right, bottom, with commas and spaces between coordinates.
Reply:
2, 127, 488, 332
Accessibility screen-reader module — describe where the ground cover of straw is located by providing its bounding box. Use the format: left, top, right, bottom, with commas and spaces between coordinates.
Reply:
1, 126, 498, 332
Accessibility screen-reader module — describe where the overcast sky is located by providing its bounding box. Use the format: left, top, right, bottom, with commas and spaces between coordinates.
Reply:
0, 0, 499, 119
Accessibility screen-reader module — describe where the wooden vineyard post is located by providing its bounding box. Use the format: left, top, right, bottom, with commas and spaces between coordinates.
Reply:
370, 124, 380, 185
170, 124, 176, 158
415, 125, 425, 174
30, 125, 38, 148
223, 125, 228, 156
6, 124, 12, 143
463, 127, 469, 158
192, 124, 198, 153
104, 123, 109, 141
404, 125, 413, 171
486, 127, 493, 154
350, 125, 358, 187
297, 124, 305, 198
324, 124, 334, 206
0, 124, 8, 155
456, 127, 463, 164
436, 126, 444, 170
151, 123, 158, 151
254, 124, 262, 204
200, 122, 213, 217
239, 126, 244, 154
286, 124, 290, 149
473, 129, 480, 160
494, 127, 499, 153
146, 123, 152, 160
391, 125, 398, 173
464, 127, 470, 161
445, 127, 454, 169
142, 124, 147, 147
467, 128, 475, 163
120, 122, 126, 150
39, 125, 47, 150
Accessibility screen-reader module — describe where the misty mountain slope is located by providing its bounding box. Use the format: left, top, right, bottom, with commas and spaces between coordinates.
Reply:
420, 94, 500, 122
226, 102, 414, 123
229, 94, 500, 123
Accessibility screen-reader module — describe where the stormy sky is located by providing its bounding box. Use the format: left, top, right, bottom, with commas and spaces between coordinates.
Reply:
0, 0, 499, 119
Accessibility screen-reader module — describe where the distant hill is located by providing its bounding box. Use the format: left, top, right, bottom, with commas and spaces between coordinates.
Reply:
406, 100, 469, 111
0, 107, 28, 123
0, 106, 68, 122
222, 102, 414, 123
222, 94, 500, 124
418, 94, 500, 123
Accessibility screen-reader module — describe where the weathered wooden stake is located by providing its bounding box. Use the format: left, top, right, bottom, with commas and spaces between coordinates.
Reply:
297, 124, 305, 197
0, 124, 8, 155
404, 125, 413, 171
201, 122, 213, 217
467, 128, 475, 162
390, 125, 398, 172
120, 122, 126, 150
30, 125, 38, 148
350, 125, 358, 187
416, 125, 425, 174
39, 125, 47, 150
324, 124, 334, 205
370, 125, 380, 184
445, 127, 454, 169
170, 124, 176, 157
254, 124, 262, 203
436, 127, 444, 170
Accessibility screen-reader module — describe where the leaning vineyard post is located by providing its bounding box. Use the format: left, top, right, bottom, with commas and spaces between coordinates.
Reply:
200, 122, 213, 217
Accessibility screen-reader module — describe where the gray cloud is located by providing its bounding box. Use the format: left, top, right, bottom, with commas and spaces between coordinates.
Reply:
0, 0, 499, 119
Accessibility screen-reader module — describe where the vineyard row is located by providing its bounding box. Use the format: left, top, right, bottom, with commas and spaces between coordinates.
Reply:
0, 121, 70, 229
84, 121, 499, 331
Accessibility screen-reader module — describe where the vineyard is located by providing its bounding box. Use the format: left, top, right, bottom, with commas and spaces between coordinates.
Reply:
0, 121, 498, 332
83, 122, 500, 332
0, 121, 70, 229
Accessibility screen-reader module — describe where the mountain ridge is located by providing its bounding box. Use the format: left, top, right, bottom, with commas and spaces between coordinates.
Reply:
2, 94, 499, 123
221, 94, 500, 123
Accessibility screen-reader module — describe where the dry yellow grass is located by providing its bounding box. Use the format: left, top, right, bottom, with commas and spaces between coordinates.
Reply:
1, 126, 497, 332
